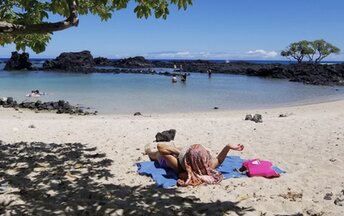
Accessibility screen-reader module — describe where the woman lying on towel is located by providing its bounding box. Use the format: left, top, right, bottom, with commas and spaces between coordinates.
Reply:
145, 143, 244, 186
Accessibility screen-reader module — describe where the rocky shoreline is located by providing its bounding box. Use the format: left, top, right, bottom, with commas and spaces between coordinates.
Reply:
3, 51, 344, 86
0, 97, 97, 115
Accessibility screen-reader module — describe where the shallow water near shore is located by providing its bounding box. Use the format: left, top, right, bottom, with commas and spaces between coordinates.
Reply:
1, 67, 344, 114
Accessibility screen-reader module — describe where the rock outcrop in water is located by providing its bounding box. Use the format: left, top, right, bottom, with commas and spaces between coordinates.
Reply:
112, 56, 153, 68
222, 63, 344, 86
94, 57, 113, 66
94, 56, 344, 86
4, 50, 344, 86
151, 60, 344, 85
43, 50, 95, 72
93, 56, 153, 68
4, 51, 32, 70
0, 97, 97, 115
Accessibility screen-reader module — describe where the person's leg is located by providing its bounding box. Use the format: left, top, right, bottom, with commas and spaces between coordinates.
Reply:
157, 143, 180, 156
145, 144, 180, 172
159, 154, 179, 172
157, 143, 180, 172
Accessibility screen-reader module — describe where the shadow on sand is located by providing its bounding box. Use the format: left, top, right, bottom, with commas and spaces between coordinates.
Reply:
0, 141, 254, 215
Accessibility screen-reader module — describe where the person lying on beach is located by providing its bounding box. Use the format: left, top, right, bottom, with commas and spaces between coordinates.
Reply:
145, 143, 244, 186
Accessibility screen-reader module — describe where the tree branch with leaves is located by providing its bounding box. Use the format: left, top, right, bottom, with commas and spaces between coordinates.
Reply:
0, 0, 193, 53
311, 39, 341, 64
280, 40, 314, 63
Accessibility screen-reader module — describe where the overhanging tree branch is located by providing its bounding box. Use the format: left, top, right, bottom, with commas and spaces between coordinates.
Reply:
0, 0, 193, 53
0, 0, 79, 34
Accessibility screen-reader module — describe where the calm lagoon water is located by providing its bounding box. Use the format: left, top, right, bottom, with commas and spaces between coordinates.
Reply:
1, 64, 344, 114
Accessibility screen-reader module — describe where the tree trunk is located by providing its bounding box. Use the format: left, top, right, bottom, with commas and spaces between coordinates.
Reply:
0, 0, 78, 34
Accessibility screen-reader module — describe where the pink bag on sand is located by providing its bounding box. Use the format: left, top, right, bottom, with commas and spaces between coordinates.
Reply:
242, 159, 280, 178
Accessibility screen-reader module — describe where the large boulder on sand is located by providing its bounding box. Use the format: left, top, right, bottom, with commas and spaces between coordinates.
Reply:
155, 129, 176, 142
43, 50, 95, 72
4, 51, 32, 70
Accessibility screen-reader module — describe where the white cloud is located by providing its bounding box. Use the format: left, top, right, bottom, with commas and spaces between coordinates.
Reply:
142, 50, 280, 60
145, 51, 213, 59
246, 49, 278, 58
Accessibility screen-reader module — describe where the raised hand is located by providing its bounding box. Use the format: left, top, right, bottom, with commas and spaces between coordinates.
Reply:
228, 144, 244, 151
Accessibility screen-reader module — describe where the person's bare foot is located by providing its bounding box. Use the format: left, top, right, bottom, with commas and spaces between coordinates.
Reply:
144, 143, 153, 155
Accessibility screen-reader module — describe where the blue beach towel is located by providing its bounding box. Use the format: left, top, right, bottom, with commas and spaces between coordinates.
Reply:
137, 156, 285, 188
137, 161, 178, 188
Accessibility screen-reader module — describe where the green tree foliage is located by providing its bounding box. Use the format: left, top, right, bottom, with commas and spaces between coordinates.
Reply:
0, 0, 193, 53
281, 39, 341, 64
280, 40, 314, 63
310, 39, 341, 63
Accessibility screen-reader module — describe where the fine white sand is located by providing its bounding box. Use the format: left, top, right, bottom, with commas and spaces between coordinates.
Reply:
0, 100, 343, 215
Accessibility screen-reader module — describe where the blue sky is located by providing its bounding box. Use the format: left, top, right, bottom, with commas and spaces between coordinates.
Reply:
1, 0, 344, 60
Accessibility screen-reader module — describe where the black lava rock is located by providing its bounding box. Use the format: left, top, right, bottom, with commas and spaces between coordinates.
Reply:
4, 51, 32, 71
245, 114, 253, 120
113, 56, 153, 68
94, 57, 114, 66
134, 112, 142, 116
155, 129, 176, 142
252, 114, 263, 123
0, 96, 96, 115
40, 51, 344, 85
43, 50, 95, 72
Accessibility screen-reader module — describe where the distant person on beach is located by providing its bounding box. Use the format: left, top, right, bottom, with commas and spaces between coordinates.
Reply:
207, 69, 212, 78
145, 143, 244, 186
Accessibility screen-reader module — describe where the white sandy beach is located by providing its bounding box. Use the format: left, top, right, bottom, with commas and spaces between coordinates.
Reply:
0, 100, 344, 215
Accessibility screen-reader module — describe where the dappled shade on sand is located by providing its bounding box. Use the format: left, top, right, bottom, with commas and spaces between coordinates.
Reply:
0, 141, 254, 215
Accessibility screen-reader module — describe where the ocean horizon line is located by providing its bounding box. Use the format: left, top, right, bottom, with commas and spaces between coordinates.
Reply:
0, 58, 343, 64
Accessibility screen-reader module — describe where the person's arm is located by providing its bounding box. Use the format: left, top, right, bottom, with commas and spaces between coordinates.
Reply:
157, 143, 180, 157
211, 144, 244, 168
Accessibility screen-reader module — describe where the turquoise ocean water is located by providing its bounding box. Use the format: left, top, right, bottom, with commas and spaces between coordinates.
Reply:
1, 62, 344, 114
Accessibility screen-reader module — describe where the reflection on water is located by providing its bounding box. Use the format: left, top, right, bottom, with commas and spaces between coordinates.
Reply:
0, 69, 344, 114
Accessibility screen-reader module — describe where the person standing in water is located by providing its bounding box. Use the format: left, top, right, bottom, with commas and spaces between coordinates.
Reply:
208, 69, 212, 78
181, 73, 187, 82
172, 75, 177, 83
